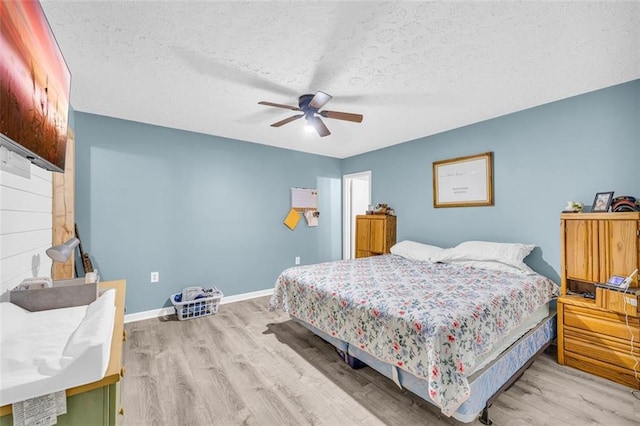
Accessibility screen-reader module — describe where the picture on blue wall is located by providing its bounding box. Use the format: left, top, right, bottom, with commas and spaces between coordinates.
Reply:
433, 152, 494, 208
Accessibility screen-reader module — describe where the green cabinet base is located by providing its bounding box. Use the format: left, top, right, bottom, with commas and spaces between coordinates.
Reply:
1, 382, 120, 426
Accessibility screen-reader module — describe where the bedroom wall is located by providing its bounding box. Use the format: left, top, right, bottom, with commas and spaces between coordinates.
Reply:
75, 80, 637, 314
0, 165, 53, 298
74, 113, 342, 314
0, 109, 74, 300
341, 80, 640, 282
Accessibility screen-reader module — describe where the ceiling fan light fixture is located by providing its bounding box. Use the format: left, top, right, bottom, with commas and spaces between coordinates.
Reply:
303, 114, 315, 133
258, 91, 362, 138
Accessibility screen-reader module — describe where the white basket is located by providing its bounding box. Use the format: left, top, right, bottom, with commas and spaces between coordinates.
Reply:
170, 288, 223, 320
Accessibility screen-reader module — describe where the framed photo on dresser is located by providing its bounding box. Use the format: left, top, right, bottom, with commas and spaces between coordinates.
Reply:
591, 191, 614, 212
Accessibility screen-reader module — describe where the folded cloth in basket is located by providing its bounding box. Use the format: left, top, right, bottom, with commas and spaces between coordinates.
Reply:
181, 287, 217, 301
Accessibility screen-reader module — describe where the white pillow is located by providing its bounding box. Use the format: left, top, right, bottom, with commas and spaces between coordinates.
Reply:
433, 241, 535, 272
445, 260, 536, 275
390, 240, 444, 262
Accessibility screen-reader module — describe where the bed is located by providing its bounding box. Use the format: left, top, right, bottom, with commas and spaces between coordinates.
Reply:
268, 241, 559, 423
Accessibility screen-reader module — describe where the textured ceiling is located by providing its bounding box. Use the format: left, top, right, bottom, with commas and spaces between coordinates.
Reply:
41, 1, 640, 159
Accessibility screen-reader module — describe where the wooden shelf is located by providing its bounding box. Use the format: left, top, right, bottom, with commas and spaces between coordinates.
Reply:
558, 294, 597, 308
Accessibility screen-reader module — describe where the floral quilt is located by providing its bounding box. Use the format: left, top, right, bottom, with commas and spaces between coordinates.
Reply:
268, 255, 558, 416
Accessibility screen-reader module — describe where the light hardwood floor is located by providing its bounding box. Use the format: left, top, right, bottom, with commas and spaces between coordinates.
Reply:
121, 296, 640, 425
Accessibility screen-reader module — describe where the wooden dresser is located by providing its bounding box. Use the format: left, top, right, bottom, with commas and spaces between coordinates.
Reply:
355, 214, 397, 258
1, 279, 127, 425
557, 213, 640, 389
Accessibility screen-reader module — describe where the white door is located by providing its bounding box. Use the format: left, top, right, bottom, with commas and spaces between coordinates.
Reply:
343, 171, 371, 259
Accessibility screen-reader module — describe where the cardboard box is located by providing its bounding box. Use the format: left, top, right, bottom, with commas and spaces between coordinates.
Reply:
10, 278, 98, 312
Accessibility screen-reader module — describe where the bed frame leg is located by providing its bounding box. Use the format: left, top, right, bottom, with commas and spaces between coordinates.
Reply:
479, 406, 493, 425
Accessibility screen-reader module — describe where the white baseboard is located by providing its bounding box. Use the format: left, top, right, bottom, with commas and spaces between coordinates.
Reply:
124, 287, 274, 324
219, 288, 274, 305
124, 306, 174, 323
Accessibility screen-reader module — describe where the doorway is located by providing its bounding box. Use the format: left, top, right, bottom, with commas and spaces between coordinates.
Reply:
343, 171, 371, 259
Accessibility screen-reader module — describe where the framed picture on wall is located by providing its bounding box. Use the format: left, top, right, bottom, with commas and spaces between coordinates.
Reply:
591, 191, 614, 212
433, 152, 494, 208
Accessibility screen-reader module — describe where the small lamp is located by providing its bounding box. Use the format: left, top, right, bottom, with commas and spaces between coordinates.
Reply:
46, 237, 80, 263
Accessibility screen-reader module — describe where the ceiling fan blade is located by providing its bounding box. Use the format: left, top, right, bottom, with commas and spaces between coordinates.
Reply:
271, 114, 304, 127
308, 116, 331, 137
259, 101, 301, 111
176, 49, 298, 97
309, 91, 332, 110
320, 110, 364, 123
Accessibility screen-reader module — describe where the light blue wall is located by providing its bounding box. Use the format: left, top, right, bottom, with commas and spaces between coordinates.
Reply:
75, 81, 638, 314
342, 80, 640, 281
74, 113, 342, 313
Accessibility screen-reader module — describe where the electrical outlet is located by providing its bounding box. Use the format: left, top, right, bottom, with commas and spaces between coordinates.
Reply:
150, 272, 159, 283
295, 256, 300, 265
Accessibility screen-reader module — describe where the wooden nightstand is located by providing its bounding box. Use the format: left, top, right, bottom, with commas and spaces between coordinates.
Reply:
557, 212, 640, 389
558, 290, 640, 388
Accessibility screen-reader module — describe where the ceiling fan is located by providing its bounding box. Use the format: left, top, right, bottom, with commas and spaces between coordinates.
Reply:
258, 91, 363, 137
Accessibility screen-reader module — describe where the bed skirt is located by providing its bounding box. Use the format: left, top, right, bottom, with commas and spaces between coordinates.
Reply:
291, 310, 556, 423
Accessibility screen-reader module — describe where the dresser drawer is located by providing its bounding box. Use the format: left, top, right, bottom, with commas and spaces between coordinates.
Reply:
564, 328, 640, 369
563, 304, 639, 341
564, 351, 640, 390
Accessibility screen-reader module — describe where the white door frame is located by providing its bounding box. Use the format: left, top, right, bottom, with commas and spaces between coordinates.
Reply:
343, 171, 371, 260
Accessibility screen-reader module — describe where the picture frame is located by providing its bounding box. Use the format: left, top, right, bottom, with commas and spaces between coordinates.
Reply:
591, 191, 614, 212
433, 152, 493, 208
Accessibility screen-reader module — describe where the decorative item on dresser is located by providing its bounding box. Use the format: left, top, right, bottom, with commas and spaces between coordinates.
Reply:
557, 212, 640, 389
590, 191, 615, 212
611, 196, 640, 212
355, 214, 396, 258
563, 201, 583, 213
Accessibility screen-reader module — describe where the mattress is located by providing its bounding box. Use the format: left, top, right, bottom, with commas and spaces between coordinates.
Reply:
270, 255, 559, 416
472, 303, 549, 374
293, 302, 549, 376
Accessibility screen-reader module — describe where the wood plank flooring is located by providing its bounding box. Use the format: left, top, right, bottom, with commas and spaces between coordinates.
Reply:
121, 296, 640, 425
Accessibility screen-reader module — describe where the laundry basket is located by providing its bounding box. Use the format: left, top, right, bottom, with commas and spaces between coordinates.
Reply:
170, 287, 223, 320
